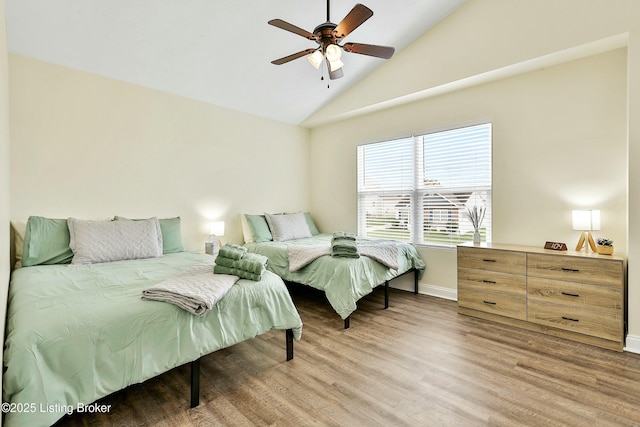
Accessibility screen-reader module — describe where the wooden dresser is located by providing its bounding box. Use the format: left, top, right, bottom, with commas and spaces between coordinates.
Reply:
457, 243, 625, 351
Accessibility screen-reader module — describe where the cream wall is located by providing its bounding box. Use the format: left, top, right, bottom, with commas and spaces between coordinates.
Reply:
1, 0, 10, 413
628, 30, 640, 352
9, 55, 310, 251
309, 50, 627, 298
303, 0, 640, 127
308, 0, 640, 351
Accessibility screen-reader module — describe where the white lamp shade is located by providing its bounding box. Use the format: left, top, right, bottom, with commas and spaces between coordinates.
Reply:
572, 210, 601, 231
210, 221, 225, 236
307, 50, 323, 69
325, 44, 342, 61
328, 58, 344, 72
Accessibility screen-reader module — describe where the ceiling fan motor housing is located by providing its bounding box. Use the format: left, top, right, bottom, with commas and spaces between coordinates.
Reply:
313, 22, 340, 53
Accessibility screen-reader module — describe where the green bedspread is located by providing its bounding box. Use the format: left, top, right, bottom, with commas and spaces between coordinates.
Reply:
245, 234, 426, 320
3, 252, 302, 427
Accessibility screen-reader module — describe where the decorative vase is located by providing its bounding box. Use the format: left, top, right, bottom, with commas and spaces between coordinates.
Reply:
473, 230, 481, 245
596, 245, 614, 255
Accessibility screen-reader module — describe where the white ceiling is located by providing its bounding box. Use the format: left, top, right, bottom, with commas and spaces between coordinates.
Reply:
5, 0, 467, 125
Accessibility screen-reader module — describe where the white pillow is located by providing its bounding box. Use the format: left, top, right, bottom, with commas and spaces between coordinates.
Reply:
264, 212, 312, 242
68, 217, 163, 265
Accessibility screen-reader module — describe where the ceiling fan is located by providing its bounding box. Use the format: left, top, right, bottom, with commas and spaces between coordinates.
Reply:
268, 1, 395, 80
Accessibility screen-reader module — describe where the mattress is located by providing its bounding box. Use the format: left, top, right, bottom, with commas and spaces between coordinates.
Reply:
3, 252, 302, 427
245, 233, 425, 319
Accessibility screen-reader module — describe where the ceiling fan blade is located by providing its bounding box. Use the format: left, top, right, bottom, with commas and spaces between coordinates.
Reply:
271, 48, 317, 65
334, 4, 373, 39
343, 42, 395, 59
268, 19, 315, 40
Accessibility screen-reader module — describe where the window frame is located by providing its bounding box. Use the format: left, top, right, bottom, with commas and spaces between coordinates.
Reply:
357, 123, 492, 248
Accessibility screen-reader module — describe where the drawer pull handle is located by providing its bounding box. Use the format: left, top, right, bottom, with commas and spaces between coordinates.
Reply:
561, 292, 580, 297
483, 280, 497, 284
482, 259, 497, 263
562, 316, 579, 322
561, 267, 580, 273
483, 300, 497, 305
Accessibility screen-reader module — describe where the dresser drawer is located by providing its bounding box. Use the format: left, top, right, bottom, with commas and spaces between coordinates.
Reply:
527, 254, 623, 288
458, 288, 526, 320
458, 247, 526, 275
528, 277, 622, 314
458, 268, 526, 297
528, 300, 622, 342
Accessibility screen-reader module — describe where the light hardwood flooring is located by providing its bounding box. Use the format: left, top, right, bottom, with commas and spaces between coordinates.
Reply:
56, 285, 640, 426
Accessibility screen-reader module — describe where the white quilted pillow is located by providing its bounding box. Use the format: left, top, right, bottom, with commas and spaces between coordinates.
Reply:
265, 212, 312, 242
68, 217, 163, 265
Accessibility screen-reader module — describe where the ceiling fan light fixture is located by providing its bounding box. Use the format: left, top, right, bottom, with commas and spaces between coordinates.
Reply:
268, 1, 395, 81
325, 43, 342, 62
328, 58, 344, 72
308, 50, 324, 69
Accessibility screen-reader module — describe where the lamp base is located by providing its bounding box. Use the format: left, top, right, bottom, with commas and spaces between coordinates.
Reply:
575, 231, 597, 252
205, 235, 220, 255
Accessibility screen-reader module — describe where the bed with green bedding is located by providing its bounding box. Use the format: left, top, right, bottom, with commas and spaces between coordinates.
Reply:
245, 233, 425, 326
3, 252, 303, 427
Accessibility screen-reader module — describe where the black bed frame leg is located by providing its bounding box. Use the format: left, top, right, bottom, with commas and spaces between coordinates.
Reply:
286, 329, 294, 361
190, 358, 200, 408
344, 316, 350, 329
414, 268, 419, 294
384, 281, 390, 309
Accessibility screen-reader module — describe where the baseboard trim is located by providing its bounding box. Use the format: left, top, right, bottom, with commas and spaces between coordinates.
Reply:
420, 283, 457, 301
624, 334, 640, 354
390, 281, 457, 301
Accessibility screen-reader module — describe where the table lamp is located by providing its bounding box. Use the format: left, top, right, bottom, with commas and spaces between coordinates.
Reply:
205, 221, 225, 255
572, 210, 600, 252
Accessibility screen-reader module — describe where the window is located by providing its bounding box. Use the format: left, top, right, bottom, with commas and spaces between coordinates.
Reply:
357, 123, 492, 247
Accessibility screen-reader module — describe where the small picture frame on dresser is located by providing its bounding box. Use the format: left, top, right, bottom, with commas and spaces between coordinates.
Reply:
544, 241, 567, 251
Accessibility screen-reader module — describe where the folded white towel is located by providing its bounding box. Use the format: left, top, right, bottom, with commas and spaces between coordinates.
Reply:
142, 262, 239, 316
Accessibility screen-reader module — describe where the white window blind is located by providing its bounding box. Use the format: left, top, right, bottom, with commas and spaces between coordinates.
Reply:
357, 123, 492, 247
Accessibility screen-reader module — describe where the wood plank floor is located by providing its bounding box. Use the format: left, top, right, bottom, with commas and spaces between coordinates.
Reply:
55, 285, 640, 426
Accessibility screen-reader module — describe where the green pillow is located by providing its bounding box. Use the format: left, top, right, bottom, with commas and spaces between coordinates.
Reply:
304, 212, 320, 235
22, 216, 74, 266
243, 214, 273, 243
115, 216, 184, 254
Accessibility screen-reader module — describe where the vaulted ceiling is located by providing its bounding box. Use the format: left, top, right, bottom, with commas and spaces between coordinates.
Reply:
5, 0, 467, 125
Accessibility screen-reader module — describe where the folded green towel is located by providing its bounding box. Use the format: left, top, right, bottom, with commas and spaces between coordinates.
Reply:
214, 264, 262, 282
215, 251, 267, 273
332, 240, 358, 252
218, 243, 247, 261
332, 231, 356, 241
213, 254, 236, 268
332, 249, 359, 257
331, 233, 360, 259
237, 253, 268, 274
227, 242, 247, 252
331, 250, 360, 259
